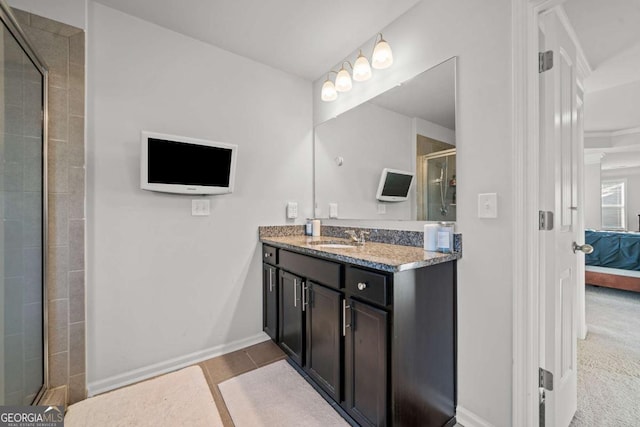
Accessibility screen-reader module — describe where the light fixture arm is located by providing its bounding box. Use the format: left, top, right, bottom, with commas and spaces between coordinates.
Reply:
371, 33, 385, 57
325, 61, 354, 77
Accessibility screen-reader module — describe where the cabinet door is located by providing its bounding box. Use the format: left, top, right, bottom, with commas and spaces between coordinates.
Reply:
345, 299, 388, 427
262, 264, 278, 341
306, 282, 342, 402
279, 270, 304, 366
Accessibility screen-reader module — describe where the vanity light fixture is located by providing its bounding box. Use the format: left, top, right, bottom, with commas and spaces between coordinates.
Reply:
321, 73, 338, 101
335, 63, 353, 92
321, 33, 393, 102
371, 33, 393, 69
352, 50, 372, 81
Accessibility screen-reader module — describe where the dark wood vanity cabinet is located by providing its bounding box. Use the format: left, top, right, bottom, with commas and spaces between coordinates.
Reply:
278, 270, 305, 366
262, 244, 456, 427
306, 282, 343, 402
262, 245, 279, 341
262, 264, 278, 341
345, 298, 388, 427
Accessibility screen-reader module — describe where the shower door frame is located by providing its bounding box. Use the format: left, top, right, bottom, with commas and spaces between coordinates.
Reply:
0, 0, 49, 404
418, 148, 456, 221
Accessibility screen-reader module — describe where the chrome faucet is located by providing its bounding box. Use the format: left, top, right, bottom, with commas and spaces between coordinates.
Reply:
345, 230, 370, 246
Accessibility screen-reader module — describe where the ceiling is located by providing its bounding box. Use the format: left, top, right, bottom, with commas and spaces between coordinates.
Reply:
95, 0, 421, 80
369, 58, 456, 130
563, 0, 640, 68
562, 0, 640, 134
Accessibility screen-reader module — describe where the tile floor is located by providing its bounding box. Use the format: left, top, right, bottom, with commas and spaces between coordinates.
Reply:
197, 339, 287, 426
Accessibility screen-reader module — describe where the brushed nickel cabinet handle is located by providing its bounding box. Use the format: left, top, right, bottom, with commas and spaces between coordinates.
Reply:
357, 282, 367, 291
293, 279, 297, 307
302, 282, 307, 312
343, 300, 351, 336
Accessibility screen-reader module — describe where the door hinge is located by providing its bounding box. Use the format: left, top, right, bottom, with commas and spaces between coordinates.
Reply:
539, 50, 554, 73
539, 368, 554, 390
538, 368, 553, 427
539, 211, 554, 231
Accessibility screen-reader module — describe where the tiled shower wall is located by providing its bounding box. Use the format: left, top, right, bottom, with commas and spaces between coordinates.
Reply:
14, 9, 86, 404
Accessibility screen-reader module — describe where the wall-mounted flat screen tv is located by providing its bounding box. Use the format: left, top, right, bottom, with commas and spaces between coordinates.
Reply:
140, 131, 238, 195
376, 168, 414, 202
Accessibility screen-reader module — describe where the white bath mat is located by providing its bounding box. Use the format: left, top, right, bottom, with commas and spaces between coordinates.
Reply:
65, 366, 223, 427
219, 359, 348, 426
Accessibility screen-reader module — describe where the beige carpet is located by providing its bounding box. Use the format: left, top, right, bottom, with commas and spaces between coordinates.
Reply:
65, 366, 223, 427
571, 286, 640, 426
219, 360, 349, 426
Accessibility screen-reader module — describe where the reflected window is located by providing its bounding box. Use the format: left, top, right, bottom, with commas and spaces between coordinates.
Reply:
601, 179, 626, 230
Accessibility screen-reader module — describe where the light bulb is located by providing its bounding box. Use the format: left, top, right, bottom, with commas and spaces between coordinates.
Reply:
335, 67, 352, 92
372, 37, 393, 69
321, 78, 337, 101
352, 51, 372, 82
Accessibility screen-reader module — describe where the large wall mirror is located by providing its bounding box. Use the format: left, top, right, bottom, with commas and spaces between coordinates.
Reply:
314, 57, 457, 222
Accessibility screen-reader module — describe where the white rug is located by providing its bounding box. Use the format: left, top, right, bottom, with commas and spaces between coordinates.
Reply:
571, 286, 640, 426
65, 366, 223, 427
219, 360, 349, 426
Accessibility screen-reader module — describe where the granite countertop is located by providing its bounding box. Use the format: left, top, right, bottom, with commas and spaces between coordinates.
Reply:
260, 235, 459, 273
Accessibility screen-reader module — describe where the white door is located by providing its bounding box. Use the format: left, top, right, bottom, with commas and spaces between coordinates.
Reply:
539, 8, 581, 427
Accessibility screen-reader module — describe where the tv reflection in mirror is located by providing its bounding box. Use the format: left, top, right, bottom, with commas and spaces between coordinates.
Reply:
314, 56, 457, 221
376, 168, 414, 202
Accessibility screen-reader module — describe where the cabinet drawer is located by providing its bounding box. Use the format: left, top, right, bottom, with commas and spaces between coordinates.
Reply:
279, 250, 341, 289
263, 245, 278, 265
346, 267, 389, 306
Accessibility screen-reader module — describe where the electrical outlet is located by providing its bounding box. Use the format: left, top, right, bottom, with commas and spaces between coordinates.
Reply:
192, 199, 210, 216
377, 203, 386, 214
287, 202, 298, 219
329, 203, 338, 218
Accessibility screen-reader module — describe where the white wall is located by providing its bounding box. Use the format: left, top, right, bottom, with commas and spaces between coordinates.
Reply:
315, 102, 412, 219
414, 117, 455, 145
601, 167, 640, 232
584, 161, 602, 229
584, 80, 640, 132
612, 131, 640, 148
86, 3, 312, 390
7, 0, 86, 29
584, 134, 611, 149
314, 1, 513, 425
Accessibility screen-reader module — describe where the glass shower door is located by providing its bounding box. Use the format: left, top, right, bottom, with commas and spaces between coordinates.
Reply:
1, 10, 46, 405
419, 150, 457, 222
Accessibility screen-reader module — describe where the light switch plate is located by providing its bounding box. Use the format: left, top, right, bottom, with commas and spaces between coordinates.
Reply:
287, 201, 298, 219
192, 199, 210, 216
478, 193, 498, 218
329, 203, 338, 218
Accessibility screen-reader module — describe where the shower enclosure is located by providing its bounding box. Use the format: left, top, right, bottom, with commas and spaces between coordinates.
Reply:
1, 3, 48, 405
417, 149, 456, 222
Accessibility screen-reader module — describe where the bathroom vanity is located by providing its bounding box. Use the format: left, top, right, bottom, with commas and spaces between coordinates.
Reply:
261, 232, 458, 427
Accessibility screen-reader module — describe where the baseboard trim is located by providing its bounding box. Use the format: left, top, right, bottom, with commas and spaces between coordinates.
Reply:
87, 332, 270, 397
456, 405, 496, 427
